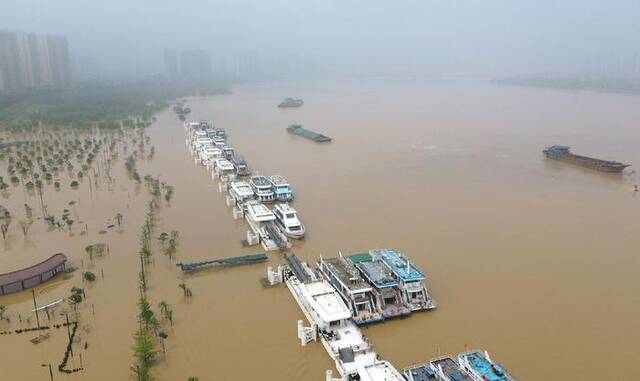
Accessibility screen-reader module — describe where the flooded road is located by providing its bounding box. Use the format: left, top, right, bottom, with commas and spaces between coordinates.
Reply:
2, 78, 640, 380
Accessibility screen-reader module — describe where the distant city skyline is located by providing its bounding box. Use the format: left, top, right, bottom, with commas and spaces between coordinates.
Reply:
0, 29, 72, 92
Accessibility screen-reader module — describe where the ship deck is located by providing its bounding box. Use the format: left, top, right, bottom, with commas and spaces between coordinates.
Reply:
460, 352, 514, 381
431, 357, 474, 381
404, 364, 437, 381
372, 249, 425, 282
349, 253, 399, 289
322, 257, 372, 293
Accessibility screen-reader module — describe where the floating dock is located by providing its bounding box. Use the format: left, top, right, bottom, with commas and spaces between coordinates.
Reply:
272, 254, 406, 381
177, 254, 268, 273
287, 124, 332, 142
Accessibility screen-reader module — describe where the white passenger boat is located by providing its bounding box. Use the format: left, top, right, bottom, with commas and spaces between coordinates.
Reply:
199, 146, 222, 165
193, 136, 213, 151
273, 203, 305, 239
213, 159, 236, 180
283, 261, 405, 381
269, 175, 294, 201
229, 181, 255, 204
222, 145, 235, 160
250, 175, 275, 202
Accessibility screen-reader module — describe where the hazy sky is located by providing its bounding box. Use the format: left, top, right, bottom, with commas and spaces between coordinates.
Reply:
2, 0, 640, 79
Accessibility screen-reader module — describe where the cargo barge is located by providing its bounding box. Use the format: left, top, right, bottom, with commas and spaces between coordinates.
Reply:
176, 254, 268, 273
543, 145, 629, 173
286, 124, 331, 142
278, 97, 304, 108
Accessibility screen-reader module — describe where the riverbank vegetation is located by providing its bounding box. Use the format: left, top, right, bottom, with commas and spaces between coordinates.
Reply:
492, 76, 640, 95
0, 79, 227, 133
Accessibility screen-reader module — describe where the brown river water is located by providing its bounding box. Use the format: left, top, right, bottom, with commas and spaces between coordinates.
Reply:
1, 78, 640, 380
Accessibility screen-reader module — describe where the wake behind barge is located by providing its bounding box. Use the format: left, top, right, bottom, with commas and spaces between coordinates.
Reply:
543, 145, 629, 173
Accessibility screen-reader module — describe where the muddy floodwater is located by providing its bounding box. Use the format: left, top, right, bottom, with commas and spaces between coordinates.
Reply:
2, 78, 640, 380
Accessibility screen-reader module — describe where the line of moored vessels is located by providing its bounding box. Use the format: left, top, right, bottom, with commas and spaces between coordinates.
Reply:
185, 120, 305, 251
267, 252, 517, 381
184, 117, 518, 381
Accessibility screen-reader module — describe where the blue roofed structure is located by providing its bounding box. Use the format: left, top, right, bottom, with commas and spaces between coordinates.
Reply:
371, 249, 425, 282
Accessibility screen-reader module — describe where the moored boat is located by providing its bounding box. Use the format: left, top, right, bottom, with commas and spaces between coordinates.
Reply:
250, 175, 275, 202
213, 159, 236, 180
269, 175, 294, 201
371, 249, 436, 311
273, 203, 305, 239
348, 252, 411, 319
231, 155, 251, 176
229, 181, 255, 204
458, 351, 518, 381
317, 255, 383, 325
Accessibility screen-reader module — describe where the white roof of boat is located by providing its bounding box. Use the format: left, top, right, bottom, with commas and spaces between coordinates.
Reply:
202, 146, 221, 152
301, 281, 351, 323
275, 203, 297, 214
214, 159, 235, 170
357, 361, 406, 381
230, 181, 254, 196
269, 175, 289, 186
246, 203, 276, 221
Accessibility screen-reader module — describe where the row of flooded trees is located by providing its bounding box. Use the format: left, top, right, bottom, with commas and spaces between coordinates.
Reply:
130, 151, 182, 380
0, 125, 153, 241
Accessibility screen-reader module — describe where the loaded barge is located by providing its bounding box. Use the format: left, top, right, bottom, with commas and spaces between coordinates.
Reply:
287, 124, 332, 142
177, 254, 267, 273
543, 145, 630, 173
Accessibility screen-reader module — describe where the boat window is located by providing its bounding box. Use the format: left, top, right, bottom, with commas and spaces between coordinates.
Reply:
286, 213, 296, 218
289, 225, 301, 231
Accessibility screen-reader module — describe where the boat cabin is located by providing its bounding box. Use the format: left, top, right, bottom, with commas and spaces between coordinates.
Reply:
273, 203, 305, 239
300, 280, 352, 331
229, 181, 255, 204
430, 356, 474, 381
318, 256, 382, 325
250, 176, 275, 202
269, 175, 294, 201
348, 253, 410, 319
231, 156, 250, 176
222, 145, 235, 160
213, 159, 236, 178
372, 249, 434, 311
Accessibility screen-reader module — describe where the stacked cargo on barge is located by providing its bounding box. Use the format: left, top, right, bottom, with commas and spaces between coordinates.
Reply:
543, 145, 629, 173
287, 124, 332, 142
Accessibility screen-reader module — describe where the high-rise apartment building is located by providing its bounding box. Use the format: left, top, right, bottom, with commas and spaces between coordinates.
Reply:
163, 48, 179, 80
180, 49, 212, 78
0, 30, 72, 92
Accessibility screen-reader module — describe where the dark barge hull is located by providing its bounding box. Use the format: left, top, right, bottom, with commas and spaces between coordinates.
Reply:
543, 146, 629, 173
286, 125, 332, 143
